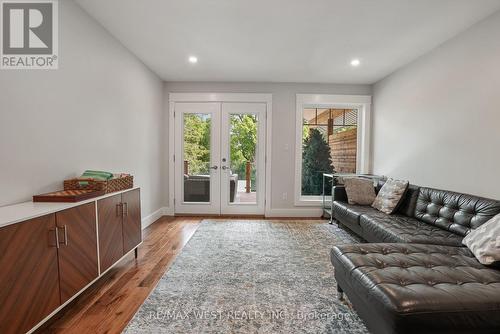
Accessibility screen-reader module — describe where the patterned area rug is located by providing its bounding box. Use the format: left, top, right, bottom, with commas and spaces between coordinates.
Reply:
125, 220, 368, 333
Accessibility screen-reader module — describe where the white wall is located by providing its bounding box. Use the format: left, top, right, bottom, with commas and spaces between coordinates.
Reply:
0, 0, 164, 220
372, 10, 500, 199
164, 82, 371, 214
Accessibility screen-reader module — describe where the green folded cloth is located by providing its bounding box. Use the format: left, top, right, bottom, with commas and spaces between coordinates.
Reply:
81, 170, 114, 181
78, 170, 114, 186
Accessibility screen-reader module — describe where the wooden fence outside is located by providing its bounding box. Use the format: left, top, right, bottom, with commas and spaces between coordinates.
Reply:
329, 128, 357, 173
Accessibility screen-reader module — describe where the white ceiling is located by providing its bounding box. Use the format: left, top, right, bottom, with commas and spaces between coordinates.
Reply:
76, 0, 500, 84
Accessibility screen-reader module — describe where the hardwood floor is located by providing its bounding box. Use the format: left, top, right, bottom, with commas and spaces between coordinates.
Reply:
37, 216, 201, 334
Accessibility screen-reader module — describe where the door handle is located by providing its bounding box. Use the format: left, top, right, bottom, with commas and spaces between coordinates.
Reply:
210, 165, 218, 170
54, 226, 68, 247
62, 225, 68, 246
50, 228, 59, 249
221, 166, 229, 170
123, 202, 128, 216
116, 203, 123, 217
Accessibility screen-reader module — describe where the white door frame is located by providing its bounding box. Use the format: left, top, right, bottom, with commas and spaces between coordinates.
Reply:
173, 102, 222, 214
168, 93, 273, 216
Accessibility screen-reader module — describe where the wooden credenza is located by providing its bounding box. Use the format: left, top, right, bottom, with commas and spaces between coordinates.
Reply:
98, 189, 142, 272
0, 188, 141, 334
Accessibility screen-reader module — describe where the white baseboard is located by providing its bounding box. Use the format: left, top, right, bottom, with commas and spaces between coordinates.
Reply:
142, 206, 322, 226
141, 207, 165, 229
265, 207, 323, 218
162, 206, 174, 216
141, 206, 175, 230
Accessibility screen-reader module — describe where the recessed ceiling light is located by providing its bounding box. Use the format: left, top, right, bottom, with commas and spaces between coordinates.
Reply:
188, 56, 198, 64
350, 59, 361, 67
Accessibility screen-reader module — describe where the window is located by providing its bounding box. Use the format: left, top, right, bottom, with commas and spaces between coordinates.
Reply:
295, 94, 371, 205
301, 108, 358, 196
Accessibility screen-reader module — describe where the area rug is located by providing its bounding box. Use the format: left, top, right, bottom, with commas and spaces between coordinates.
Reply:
124, 220, 368, 333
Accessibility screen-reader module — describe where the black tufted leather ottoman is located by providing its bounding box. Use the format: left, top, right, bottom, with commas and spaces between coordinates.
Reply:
331, 243, 500, 334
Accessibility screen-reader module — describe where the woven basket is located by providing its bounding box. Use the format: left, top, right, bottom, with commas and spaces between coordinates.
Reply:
64, 175, 133, 194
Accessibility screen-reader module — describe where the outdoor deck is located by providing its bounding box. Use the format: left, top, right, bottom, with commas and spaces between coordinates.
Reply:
234, 180, 257, 203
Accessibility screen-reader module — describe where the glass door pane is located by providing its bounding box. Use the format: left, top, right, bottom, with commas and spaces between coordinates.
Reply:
174, 102, 221, 215
183, 113, 212, 203
228, 113, 258, 204
221, 103, 266, 215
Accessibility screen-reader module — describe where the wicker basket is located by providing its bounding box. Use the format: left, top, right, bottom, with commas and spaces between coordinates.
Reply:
64, 175, 133, 194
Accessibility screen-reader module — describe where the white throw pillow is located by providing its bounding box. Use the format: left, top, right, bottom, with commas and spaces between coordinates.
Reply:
462, 214, 500, 265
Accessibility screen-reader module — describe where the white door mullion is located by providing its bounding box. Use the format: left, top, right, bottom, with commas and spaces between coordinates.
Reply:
220, 108, 231, 210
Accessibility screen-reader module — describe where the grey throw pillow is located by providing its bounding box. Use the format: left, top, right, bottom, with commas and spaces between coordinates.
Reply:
462, 214, 500, 265
372, 178, 409, 214
344, 178, 376, 205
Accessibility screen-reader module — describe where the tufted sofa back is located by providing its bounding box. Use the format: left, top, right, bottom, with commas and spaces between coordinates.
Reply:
414, 187, 500, 236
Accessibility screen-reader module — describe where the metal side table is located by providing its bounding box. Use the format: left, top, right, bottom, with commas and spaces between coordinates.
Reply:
322, 173, 334, 223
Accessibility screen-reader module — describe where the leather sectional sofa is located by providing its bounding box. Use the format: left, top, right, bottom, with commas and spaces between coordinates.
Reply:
330, 182, 500, 334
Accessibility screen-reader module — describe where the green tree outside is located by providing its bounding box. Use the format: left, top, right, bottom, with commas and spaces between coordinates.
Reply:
230, 115, 257, 189
302, 127, 335, 195
184, 114, 257, 191
184, 114, 211, 175
184, 115, 334, 195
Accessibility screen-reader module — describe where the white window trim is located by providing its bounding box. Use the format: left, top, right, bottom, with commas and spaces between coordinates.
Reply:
294, 94, 372, 206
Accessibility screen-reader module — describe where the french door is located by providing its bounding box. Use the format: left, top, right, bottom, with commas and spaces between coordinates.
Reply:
174, 102, 266, 215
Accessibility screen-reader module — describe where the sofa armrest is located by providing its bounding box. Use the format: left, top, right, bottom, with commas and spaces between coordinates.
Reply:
332, 185, 348, 203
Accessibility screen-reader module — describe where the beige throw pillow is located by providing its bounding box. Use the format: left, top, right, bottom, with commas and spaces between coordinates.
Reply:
372, 178, 409, 214
344, 178, 376, 205
462, 214, 500, 265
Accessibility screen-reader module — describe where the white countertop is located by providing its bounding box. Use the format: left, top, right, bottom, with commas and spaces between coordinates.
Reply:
0, 187, 140, 229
